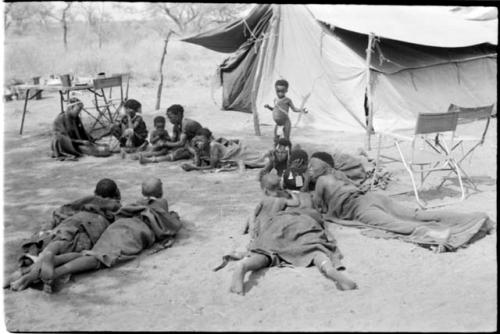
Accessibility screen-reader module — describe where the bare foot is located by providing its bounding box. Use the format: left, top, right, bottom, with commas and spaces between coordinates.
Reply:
40, 251, 55, 282
335, 278, 358, 291
426, 228, 451, 243
229, 263, 246, 295
10, 269, 40, 291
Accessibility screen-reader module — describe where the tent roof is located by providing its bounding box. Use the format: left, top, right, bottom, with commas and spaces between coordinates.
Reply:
308, 5, 498, 47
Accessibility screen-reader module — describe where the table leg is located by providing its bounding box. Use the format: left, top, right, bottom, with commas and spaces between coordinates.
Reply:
19, 88, 30, 135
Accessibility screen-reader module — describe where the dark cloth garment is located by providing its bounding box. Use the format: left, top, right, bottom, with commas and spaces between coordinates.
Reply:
113, 114, 148, 148
322, 170, 364, 220
51, 112, 92, 158
332, 151, 367, 186
260, 150, 288, 177
282, 169, 306, 191
250, 208, 344, 268
84, 198, 182, 267
324, 191, 495, 251
20, 196, 121, 256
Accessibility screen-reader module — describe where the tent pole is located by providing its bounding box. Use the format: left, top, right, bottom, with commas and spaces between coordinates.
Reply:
365, 33, 375, 150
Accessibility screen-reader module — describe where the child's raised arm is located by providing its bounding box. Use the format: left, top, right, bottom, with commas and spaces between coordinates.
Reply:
287, 98, 306, 114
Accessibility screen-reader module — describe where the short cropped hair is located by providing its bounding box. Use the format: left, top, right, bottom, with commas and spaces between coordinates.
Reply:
311, 151, 334, 168
94, 178, 120, 200
154, 116, 166, 125
166, 104, 184, 117
276, 138, 292, 149
275, 79, 289, 89
124, 99, 142, 112
197, 127, 212, 139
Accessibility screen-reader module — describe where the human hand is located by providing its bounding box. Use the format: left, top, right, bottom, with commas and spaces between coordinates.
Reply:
124, 128, 134, 136
302, 108, 309, 114
264, 104, 272, 110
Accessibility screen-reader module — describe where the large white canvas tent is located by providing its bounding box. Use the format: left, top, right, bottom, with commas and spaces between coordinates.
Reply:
183, 5, 497, 137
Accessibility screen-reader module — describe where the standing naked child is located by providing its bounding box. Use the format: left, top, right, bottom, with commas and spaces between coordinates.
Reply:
26, 177, 182, 293
228, 173, 357, 295
7, 179, 122, 291
264, 79, 307, 144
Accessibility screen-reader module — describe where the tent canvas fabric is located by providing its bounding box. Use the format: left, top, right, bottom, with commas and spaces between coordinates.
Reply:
183, 5, 497, 134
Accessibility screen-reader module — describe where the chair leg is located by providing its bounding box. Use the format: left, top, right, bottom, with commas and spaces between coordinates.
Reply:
395, 142, 427, 208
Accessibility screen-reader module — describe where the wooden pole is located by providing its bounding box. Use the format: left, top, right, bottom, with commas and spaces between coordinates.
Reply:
365, 33, 375, 150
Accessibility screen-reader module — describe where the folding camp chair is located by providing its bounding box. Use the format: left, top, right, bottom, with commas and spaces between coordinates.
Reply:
82, 74, 127, 135
372, 112, 465, 209
439, 103, 495, 190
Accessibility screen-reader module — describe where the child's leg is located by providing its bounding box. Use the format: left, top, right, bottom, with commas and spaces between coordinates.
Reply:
43, 255, 102, 294
230, 253, 270, 295
37, 240, 71, 282
273, 125, 279, 145
313, 253, 357, 291
283, 118, 291, 141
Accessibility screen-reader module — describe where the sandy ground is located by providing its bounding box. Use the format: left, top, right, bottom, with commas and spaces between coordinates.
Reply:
2, 79, 497, 331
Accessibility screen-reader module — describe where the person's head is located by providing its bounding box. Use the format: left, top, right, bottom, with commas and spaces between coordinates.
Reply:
192, 127, 212, 150
94, 178, 121, 200
124, 99, 142, 118
141, 177, 163, 199
153, 116, 166, 130
260, 173, 282, 195
310, 151, 335, 168
289, 147, 308, 174
275, 79, 289, 98
308, 152, 334, 181
66, 97, 84, 117
274, 138, 292, 163
166, 104, 184, 125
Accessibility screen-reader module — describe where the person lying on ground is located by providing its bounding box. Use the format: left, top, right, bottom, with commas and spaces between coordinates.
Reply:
282, 145, 308, 191
309, 153, 495, 252
139, 104, 203, 164
180, 128, 268, 172
51, 97, 112, 160
6, 179, 122, 291
220, 174, 356, 295
18, 177, 182, 293
110, 98, 148, 157
242, 173, 300, 237
130, 116, 171, 160
264, 79, 307, 145
258, 138, 292, 181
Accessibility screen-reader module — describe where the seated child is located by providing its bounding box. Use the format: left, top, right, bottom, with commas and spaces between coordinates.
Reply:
132, 116, 171, 160
264, 79, 307, 145
258, 138, 292, 181
110, 99, 148, 157
7, 179, 122, 291
25, 177, 182, 293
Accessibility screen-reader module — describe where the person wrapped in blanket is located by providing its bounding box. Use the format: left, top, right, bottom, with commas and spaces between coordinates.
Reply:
6, 179, 122, 291
16, 177, 182, 293
51, 97, 112, 160
110, 98, 149, 158
180, 128, 268, 172
215, 173, 357, 295
139, 104, 203, 164
309, 152, 495, 252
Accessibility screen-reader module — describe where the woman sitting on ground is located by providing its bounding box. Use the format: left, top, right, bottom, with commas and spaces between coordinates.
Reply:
180, 128, 268, 172
51, 98, 111, 160
110, 98, 149, 157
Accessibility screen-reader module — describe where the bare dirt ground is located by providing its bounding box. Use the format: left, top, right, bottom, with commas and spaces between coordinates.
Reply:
2, 71, 497, 331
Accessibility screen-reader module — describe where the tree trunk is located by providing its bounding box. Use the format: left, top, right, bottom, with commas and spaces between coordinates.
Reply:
155, 32, 173, 111
63, 22, 68, 50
